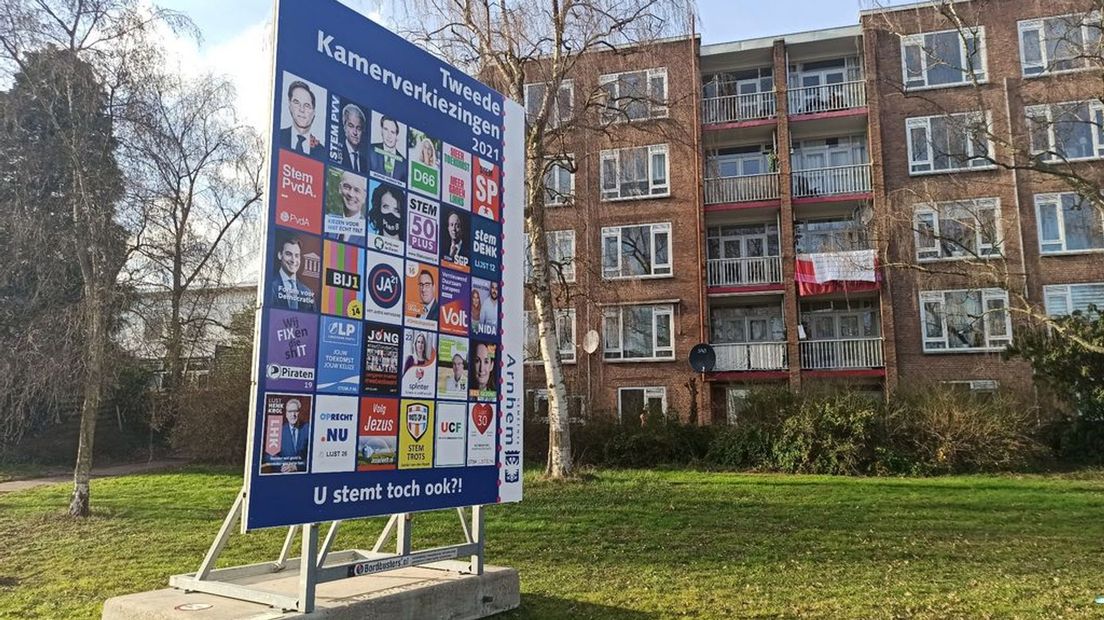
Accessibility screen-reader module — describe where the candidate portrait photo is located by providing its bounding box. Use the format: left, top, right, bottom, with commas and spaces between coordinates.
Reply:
279, 72, 328, 159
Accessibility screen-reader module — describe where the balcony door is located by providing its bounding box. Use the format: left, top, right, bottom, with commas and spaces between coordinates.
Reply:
710, 151, 768, 178
801, 308, 880, 369
793, 139, 866, 171
803, 310, 879, 340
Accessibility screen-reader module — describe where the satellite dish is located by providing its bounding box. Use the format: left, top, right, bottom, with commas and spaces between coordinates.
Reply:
582, 330, 600, 354
688, 343, 716, 373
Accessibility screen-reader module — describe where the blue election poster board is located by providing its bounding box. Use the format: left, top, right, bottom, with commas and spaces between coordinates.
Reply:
245, 0, 525, 531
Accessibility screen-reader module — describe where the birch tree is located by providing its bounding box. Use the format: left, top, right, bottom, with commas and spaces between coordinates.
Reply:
394, 0, 692, 477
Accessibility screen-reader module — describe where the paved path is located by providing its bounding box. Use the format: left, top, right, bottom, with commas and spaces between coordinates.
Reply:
0, 459, 186, 493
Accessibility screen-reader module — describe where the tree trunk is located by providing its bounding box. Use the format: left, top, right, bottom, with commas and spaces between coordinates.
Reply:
524, 153, 573, 479
69, 291, 108, 517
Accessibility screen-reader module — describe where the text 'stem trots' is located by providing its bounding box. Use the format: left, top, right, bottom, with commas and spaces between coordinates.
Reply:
244, 0, 522, 530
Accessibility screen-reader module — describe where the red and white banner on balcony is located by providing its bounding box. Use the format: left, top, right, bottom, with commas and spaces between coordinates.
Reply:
795, 249, 880, 296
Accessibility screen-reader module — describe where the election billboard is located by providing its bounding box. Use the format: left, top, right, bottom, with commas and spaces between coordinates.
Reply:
244, 0, 524, 531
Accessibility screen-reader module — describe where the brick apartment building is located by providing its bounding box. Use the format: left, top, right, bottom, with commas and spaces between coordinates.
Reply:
522, 0, 1104, 424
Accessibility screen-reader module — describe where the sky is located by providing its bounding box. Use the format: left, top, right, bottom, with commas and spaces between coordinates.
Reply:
154, 0, 912, 130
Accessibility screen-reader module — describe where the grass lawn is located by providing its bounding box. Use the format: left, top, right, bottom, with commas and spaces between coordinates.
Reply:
2, 468, 1104, 618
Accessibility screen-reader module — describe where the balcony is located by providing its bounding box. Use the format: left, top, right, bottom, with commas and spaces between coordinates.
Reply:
702, 92, 776, 125
792, 163, 871, 199
707, 256, 783, 288
704, 173, 780, 205
787, 81, 866, 116
713, 342, 787, 372
800, 337, 884, 370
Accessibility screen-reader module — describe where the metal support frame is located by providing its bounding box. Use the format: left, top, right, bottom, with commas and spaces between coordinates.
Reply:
170, 490, 488, 614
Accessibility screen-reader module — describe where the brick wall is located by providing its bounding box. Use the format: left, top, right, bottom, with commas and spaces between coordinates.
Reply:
524, 38, 711, 423
863, 0, 1104, 389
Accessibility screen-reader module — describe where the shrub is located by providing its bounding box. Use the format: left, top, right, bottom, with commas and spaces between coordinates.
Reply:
169, 311, 252, 464
771, 389, 882, 475
706, 425, 774, 469
884, 388, 1046, 474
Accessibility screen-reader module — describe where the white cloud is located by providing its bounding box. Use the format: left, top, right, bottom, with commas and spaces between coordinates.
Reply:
158, 0, 393, 132
157, 13, 273, 132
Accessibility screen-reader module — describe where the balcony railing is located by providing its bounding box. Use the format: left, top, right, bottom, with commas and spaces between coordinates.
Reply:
704, 173, 780, 204
792, 163, 871, 198
702, 92, 776, 125
713, 342, 787, 372
787, 80, 866, 115
799, 337, 884, 370
707, 256, 783, 287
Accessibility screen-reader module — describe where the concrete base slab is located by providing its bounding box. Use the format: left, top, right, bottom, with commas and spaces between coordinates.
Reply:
102, 565, 519, 620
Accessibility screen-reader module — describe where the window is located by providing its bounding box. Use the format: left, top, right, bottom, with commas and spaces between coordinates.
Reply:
702, 67, 775, 122
602, 222, 672, 279
789, 57, 862, 88
943, 379, 1000, 394
795, 218, 870, 253
703, 67, 773, 98
799, 299, 881, 340
523, 309, 577, 363
525, 230, 576, 283
600, 144, 669, 200
1044, 283, 1104, 317
543, 156, 574, 206
705, 145, 773, 178
1035, 192, 1104, 253
906, 112, 993, 174
788, 57, 864, 114
618, 387, 667, 422
791, 135, 868, 170
914, 198, 1002, 261
1026, 101, 1104, 162
919, 289, 1012, 352
526, 389, 585, 423
710, 305, 785, 343
603, 304, 675, 361
901, 27, 987, 89
1019, 13, 1102, 76
600, 68, 668, 122
524, 80, 573, 126
706, 223, 780, 260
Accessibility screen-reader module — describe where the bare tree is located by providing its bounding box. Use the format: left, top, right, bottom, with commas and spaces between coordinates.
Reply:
0, 0, 192, 516
395, 0, 693, 477
865, 0, 1104, 355
123, 71, 263, 425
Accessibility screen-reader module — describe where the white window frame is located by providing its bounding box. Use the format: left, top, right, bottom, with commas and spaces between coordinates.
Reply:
548, 229, 576, 283
543, 155, 575, 207
617, 386, 668, 422
906, 111, 995, 175
600, 144, 670, 201
919, 288, 1013, 353
1044, 283, 1104, 317
523, 79, 574, 127
1025, 100, 1104, 162
523, 308, 577, 364
942, 379, 1000, 393
601, 222, 672, 280
527, 389, 586, 423
900, 26, 988, 90
913, 198, 1002, 262
602, 304, 675, 362
1019, 12, 1102, 77
1034, 192, 1104, 254
525, 230, 576, 283
599, 67, 669, 123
